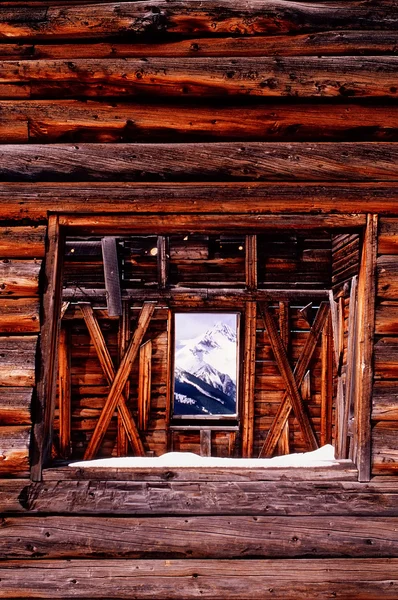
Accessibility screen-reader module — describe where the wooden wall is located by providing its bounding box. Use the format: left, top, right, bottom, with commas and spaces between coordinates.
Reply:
0, 0, 398, 597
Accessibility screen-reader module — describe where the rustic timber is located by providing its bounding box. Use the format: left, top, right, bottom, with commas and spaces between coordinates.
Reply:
0, 388, 32, 425
0, 336, 37, 387
372, 423, 398, 475
378, 218, 398, 254
1, 183, 398, 220
79, 302, 145, 457
58, 324, 71, 459
0, 425, 30, 476
2, 57, 398, 99
320, 315, 333, 446
4, 101, 398, 145
0, 259, 41, 297
138, 340, 152, 432
0, 226, 45, 258
241, 301, 256, 458
101, 236, 122, 317
117, 299, 130, 456
84, 302, 155, 459
5, 143, 398, 182
1, 2, 397, 40
0, 298, 40, 333
377, 255, 398, 299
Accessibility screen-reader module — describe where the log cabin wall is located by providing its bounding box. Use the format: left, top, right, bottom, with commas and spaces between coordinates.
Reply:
0, 1, 398, 598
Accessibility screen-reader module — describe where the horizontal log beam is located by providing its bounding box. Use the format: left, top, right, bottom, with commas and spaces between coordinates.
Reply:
379, 218, 398, 254
2, 31, 398, 60
3, 142, 398, 181
0, 515, 396, 559
0, 182, 397, 220
0, 259, 41, 296
1, 57, 398, 98
0, 388, 32, 425
0, 298, 40, 333
0, 558, 397, 598
377, 255, 398, 299
0, 226, 46, 258
0, 336, 37, 386
3, 100, 398, 145
375, 303, 398, 335
0, 425, 30, 475
372, 423, 398, 475
2, 479, 397, 516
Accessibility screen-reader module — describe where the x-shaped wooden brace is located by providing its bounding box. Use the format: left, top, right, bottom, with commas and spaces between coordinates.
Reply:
79, 301, 156, 460
258, 301, 330, 458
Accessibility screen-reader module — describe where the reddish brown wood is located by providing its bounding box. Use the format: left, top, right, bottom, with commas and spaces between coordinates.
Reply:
58, 324, 71, 459
242, 301, 256, 458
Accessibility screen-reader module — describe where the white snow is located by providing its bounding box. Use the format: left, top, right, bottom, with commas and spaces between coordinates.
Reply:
70, 444, 337, 469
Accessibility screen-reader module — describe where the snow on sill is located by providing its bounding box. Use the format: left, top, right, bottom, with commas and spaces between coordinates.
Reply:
70, 444, 339, 469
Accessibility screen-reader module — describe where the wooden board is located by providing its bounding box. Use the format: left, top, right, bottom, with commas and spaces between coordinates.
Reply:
0, 336, 37, 386
377, 255, 398, 299
0, 558, 397, 598
0, 515, 397, 559
378, 218, 398, 254
0, 298, 40, 333
0, 259, 41, 296
372, 423, 398, 475
0, 388, 32, 425
0, 426, 30, 475
0, 226, 46, 258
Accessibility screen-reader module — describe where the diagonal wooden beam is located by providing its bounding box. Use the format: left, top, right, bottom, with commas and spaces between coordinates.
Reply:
259, 302, 329, 457
79, 302, 152, 459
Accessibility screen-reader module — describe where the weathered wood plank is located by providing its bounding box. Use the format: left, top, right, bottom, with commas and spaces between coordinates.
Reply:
3, 479, 398, 516
377, 255, 398, 299
101, 236, 122, 317
0, 336, 37, 387
138, 339, 152, 432
0, 425, 30, 476
0, 388, 32, 425
0, 226, 45, 258
372, 382, 398, 421
4, 142, 398, 181
378, 218, 398, 254
374, 337, 398, 379
4, 101, 398, 144
58, 324, 71, 459
0, 558, 397, 599
0, 182, 396, 220
372, 423, 398, 475
0, 259, 41, 296
241, 301, 256, 457
1, 515, 397, 560
0, 298, 39, 333
3, 31, 398, 60
375, 302, 398, 335
1, 1, 397, 40
2, 57, 398, 98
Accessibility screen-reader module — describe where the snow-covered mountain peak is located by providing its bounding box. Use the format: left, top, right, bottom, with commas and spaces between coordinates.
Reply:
204, 321, 236, 343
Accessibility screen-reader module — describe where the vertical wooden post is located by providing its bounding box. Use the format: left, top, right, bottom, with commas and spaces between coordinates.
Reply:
353, 214, 378, 482
241, 301, 257, 458
342, 276, 358, 459
321, 314, 333, 446
31, 214, 65, 481
165, 309, 173, 451
245, 235, 257, 291
138, 339, 152, 431
58, 323, 71, 459
200, 430, 212, 457
277, 301, 290, 455
101, 237, 122, 317
117, 300, 130, 456
157, 235, 168, 289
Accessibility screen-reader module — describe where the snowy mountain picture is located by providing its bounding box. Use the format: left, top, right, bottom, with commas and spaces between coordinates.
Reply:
173, 313, 239, 417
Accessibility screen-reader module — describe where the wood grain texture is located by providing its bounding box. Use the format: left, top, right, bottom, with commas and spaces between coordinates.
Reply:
0, 182, 396, 220
0, 259, 41, 296
4, 142, 398, 181
373, 382, 398, 421
377, 255, 398, 299
1, 1, 397, 40
0, 515, 397, 559
374, 337, 398, 379
0, 336, 37, 387
0, 426, 30, 476
0, 558, 397, 598
372, 423, 398, 475
375, 302, 398, 335
4, 101, 398, 144
0, 298, 39, 333
378, 218, 398, 254
1, 57, 398, 99
0, 388, 32, 425
0, 226, 45, 258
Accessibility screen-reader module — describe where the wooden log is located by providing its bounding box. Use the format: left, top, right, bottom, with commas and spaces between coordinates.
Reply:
320, 315, 333, 446
138, 340, 152, 432
1, 1, 397, 40
372, 382, 398, 421
84, 302, 155, 459
5, 142, 398, 181
6, 479, 398, 516
0, 558, 396, 599
4, 101, 398, 145
377, 255, 398, 299
0, 336, 37, 387
0, 259, 40, 297
375, 302, 398, 335
245, 235, 257, 291
372, 423, 398, 475
374, 337, 398, 379
241, 301, 256, 458
1, 515, 397, 560
0, 226, 45, 258
200, 429, 212, 457
0, 388, 32, 425
79, 302, 145, 458
379, 218, 398, 254
0, 298, 39, 333
2, 57, 398, 99
58, 324, 71, 459
0, 182, 395, 221
31, 215, 64, 481
353, 214, 378, 481
0, 425, 30, 475
101, 236, 122, 317
2, 31, 398, 60
157, 235, 168, 289
277, 300, 290, 455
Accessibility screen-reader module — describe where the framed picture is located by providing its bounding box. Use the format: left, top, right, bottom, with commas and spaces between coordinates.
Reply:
173, 312, 240, 419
